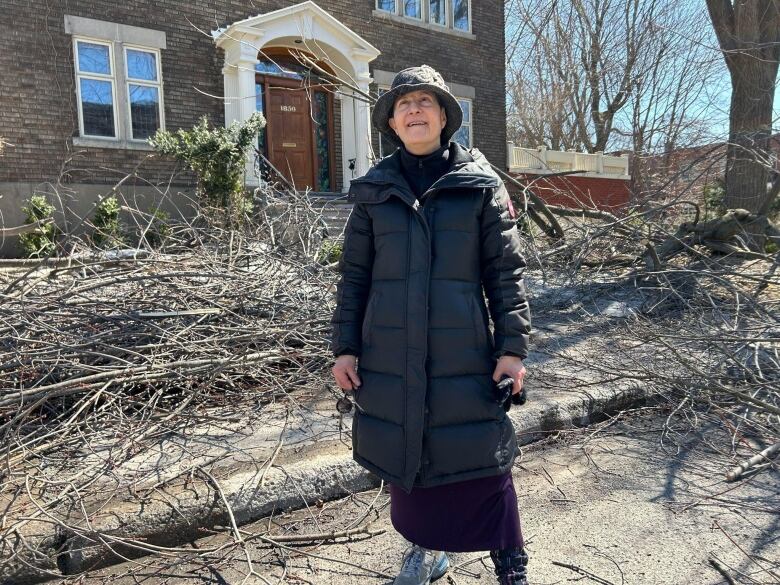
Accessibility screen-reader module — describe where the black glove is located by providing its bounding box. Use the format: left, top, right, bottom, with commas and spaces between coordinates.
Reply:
495, 375, 527, 412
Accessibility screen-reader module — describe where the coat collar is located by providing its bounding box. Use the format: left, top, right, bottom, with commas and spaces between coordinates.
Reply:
349, 142, 501, 205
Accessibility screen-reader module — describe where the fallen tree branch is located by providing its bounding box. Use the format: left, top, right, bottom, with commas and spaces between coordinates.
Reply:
726, 442, 780, 482
0, 218, 54, 238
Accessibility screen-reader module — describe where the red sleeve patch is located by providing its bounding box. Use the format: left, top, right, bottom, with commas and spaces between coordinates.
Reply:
507, 197, 516, 219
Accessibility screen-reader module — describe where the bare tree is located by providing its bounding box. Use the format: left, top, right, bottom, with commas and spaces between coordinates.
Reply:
706, 0, 780, 219
507, 0, 719, 157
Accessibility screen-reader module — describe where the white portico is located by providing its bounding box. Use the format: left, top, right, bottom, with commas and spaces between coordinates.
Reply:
213, 1, 380, 191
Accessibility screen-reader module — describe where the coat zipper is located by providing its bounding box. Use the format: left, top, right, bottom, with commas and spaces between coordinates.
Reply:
357, 184, 442, 484
416, 187, 439, 482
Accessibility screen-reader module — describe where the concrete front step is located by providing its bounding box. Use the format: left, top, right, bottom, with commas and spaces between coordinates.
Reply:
311, 200, 354, 237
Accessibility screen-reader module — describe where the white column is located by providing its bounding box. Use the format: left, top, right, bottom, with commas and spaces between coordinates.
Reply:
539, 145, 548, 170
222, 33, 263, 186
507, 141, 515, 170
352, 63, 374, 180
340, 90, 357, 192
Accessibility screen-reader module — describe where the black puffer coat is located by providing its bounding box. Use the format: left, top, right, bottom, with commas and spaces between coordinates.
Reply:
331, 142, 531, 493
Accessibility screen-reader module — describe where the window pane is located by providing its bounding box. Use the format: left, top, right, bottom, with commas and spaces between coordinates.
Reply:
453, 125, 470, 148
453, 0, 469, 30
377, 0, 395, 12
255, 57, 304, 80
377, 88, 397, 158
313, 91, 330, 191
127, 49, 157, 81
80, 78, 115, 136
404, 0, 421, 18
429, 0, 446, 24
129, 84, 159, 139
458, 99, 471, 123
77, 42, 111, 75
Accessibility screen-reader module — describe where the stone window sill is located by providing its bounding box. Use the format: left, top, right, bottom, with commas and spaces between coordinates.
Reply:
371, 10, 476, 40
72, 136, 155, 151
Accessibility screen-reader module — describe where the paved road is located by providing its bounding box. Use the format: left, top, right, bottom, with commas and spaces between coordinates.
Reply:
63, 406, 779, 585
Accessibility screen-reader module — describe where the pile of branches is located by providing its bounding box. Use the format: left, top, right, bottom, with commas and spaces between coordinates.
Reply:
0, 185, 341, 510
506, 170, 780, 481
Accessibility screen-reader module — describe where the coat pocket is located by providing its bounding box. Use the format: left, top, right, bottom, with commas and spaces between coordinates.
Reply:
470, 295, 488, 348
361, 291, 381, 347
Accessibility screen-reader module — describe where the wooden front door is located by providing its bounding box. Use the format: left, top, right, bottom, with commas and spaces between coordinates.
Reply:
266, 85, 314, 190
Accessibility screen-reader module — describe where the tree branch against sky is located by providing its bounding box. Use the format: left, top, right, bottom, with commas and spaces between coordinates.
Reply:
506, 0, 724, 157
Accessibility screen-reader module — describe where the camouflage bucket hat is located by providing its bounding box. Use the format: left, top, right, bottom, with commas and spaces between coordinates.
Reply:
372, 64, 463, 149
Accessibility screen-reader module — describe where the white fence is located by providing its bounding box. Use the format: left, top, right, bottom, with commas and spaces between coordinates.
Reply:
507, 144, 630, 178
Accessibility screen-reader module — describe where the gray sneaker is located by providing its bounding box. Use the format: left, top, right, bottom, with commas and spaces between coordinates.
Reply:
393, 544, 449, 585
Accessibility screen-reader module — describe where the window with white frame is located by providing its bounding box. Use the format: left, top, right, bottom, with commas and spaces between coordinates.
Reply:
125, 47, 163, 140
403, 0, 422, 20
375, 0, 470, 32
73, 37, 164, 142
452, 0, 470, 31
75, 40, 118, 138
452, 97, 472, 148
429, 0, 447, 26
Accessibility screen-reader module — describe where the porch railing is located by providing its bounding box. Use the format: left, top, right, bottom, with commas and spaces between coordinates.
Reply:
507, 144, 630, 178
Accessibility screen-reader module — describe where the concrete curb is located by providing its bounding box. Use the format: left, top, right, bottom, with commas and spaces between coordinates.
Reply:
2, 382, 650, 585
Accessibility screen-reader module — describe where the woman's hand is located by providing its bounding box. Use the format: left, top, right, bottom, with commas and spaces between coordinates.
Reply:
332, 355, 362, 391
492, 355, 526, 395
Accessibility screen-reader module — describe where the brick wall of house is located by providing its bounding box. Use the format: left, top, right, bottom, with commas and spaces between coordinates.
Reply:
0, 1, 506, 191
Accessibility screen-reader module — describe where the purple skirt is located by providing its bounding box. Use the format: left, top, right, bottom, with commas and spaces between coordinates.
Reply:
389, 471, 524, 552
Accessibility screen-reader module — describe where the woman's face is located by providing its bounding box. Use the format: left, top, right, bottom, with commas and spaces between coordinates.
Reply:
388, 90, 447, 155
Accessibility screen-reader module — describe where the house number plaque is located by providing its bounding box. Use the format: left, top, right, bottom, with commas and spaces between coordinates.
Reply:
280, 105, 297, 112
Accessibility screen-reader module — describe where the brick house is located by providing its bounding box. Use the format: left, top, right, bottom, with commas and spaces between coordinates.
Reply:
0, 0, 506, 253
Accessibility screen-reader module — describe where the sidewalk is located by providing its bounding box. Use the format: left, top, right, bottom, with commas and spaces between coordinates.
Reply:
65, 407, 780, 584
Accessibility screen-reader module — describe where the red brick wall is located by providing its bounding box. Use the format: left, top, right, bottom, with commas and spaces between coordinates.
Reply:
508, 173, 631, 213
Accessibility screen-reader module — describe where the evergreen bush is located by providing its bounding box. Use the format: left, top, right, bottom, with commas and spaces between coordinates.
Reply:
92, 196, 124, 249
19, 195, 58, 258
149, 113, 266, 219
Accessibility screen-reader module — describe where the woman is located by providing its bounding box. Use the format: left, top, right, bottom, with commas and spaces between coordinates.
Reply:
331, 65, 532, 585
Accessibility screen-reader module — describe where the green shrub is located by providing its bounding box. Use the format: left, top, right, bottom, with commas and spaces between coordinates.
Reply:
149, 113, 266, 218
19, 195, 58, 258
317, 240, 343, 265
92, 196, 124, 249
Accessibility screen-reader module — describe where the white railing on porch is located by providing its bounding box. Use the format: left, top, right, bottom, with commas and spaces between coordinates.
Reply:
507, 144, 630, 179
